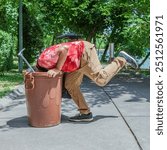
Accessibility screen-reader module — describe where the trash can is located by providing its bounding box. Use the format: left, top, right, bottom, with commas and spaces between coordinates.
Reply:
24, 71, 63, 127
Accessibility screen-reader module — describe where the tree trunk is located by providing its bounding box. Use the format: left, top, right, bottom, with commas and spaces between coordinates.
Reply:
86, 26, 97, 42
51, 33, 56, 45
100, 43, 109, 62
100, 28, 117, 62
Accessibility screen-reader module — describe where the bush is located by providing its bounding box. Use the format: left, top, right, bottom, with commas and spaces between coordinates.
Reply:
0, 30, 14, 71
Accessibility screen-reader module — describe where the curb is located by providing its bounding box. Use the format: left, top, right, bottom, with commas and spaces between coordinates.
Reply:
0, 84, 25, 110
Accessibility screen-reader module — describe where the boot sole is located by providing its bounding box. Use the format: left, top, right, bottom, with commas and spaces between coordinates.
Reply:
68, 118, 94, 122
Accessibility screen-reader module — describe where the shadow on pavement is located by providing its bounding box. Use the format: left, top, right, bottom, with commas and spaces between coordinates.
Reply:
4, 114, 118, 129
61, 114, 118, 124
103, 76, 150, 103
7, 116, 29, 128
2, 101, 25, 112
61, 77, 114, 113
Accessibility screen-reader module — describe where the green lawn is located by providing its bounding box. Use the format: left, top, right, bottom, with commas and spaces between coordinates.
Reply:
0, 70, 23, 98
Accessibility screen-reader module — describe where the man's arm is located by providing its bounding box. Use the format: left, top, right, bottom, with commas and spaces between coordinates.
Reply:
47, 46, 68, 77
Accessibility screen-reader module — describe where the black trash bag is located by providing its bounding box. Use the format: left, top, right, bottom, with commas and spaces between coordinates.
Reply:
62, 73, 72, 99
26, 66, 39, 73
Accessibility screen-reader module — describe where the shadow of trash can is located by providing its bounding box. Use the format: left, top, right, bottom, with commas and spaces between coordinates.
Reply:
24, 71, 63, 127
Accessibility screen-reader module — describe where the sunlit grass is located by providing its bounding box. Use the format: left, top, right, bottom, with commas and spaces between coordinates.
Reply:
0, 70, 23, 98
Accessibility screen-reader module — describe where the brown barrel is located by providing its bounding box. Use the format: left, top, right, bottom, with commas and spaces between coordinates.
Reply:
24, 72, 63, 127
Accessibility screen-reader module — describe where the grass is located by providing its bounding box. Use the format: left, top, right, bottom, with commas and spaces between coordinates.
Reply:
137, 69, 150, 76
0, 70, 23, 98
125, 68, 150, 78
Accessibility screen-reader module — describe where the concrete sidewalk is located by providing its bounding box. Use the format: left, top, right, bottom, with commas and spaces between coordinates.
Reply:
0, 75, 150, 150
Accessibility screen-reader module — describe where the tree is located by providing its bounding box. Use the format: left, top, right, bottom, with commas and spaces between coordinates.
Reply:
0, 0, 18, 71
100, 0, 150, 62
118, 0, 150, 57
0, 0, 150, 71
22, 4, 44, 63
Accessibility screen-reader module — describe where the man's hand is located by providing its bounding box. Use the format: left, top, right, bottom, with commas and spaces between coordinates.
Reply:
47, 69, 62, 78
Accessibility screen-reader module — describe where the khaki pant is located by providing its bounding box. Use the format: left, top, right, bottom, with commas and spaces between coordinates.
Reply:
65, 41, 126, 114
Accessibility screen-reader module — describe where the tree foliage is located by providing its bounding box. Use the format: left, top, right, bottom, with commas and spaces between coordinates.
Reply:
0, 30, 13, 71
22, 4, 44, 63
118, 0, 150, 57
0, 0, 150, 71
0, 0, 18, 71
101, 0, 150, 61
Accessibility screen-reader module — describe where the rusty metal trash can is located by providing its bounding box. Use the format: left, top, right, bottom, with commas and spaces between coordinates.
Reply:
24, 71, 63, 127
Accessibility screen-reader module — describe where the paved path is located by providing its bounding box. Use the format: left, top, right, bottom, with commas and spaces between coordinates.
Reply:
0, 75, 150, 150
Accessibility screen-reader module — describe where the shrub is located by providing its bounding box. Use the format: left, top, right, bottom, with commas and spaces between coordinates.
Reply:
0, 30, 14, 71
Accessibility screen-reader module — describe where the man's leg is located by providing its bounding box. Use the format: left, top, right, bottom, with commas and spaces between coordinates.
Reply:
81, 41, 126, 86
65, 41, 137, 122
64, 70, 90, 115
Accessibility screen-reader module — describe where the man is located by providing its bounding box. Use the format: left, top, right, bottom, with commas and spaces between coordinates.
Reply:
37, 37, 138, 122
